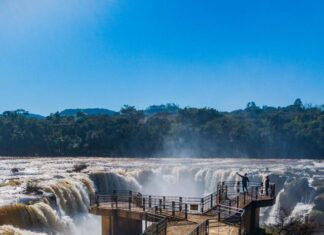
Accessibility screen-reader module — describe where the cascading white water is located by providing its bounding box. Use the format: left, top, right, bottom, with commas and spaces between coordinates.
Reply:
265, 188, 284, 224
0, 225, 47, 235
288, 203, 313, 221
0, 157, 323, 234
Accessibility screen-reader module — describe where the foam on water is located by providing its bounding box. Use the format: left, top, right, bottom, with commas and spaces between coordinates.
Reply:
0, 157, 322, 234
288, 202, 313, 221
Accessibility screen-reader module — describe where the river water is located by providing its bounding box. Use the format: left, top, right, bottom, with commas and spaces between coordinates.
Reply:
0, 158, 323, 234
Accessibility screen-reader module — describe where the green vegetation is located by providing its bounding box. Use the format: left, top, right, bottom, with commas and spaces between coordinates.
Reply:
0, 99, 323, 158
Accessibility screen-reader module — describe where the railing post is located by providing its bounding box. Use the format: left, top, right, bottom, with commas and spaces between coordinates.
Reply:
129, 196, 132, 210
256, 187, 259, 200
149, 195, 152, 208
155, 205, 158, 214
143, 198, 146, 211
113, 190, 117, 208
179, 197, 182, 212
95, 193, 99, 207
229, 200, 231, 216
225, 185, 228, 199
218, 189, 222, 203
260, 182, 264, 195
172, 201, 175, 217
237, 181, 240, 193
163, 196, 166, 209
237, 195, 239, 208
159, 199, 162, 213
243, 192, 246, 205
206, 220, 209, 235
185, 203, 188, 220
201, 198, 204, 213
218, 206, 221, 222
210, 194, 213, 208
145, 213, 147, 229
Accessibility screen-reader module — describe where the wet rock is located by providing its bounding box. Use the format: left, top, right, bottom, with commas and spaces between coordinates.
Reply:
11, 168, 19, 173
53, 175, 65, 179
314, 194, 324, 211
279, 178, 315, 214
24, 181, 42, 194
312, 178, 324, 188
267, 173, 287, 194
309, 209, 324, 227
67, 163, 88, 173
315, 187, 324, 197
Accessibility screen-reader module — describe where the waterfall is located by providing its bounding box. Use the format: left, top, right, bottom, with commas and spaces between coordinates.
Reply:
288, 203, 313, 221
0, 202, 74, 234
0, 174, 97, 235
265, 188, 284, 224
42, 177, 93, 215
0, 157, 322, 234
89, 172, 141, 194
0, 225, 46, 235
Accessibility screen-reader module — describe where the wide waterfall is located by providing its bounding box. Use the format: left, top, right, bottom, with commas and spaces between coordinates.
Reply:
0, 158, 323, 234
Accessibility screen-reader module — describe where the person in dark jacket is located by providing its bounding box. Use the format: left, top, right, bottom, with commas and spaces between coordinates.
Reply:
265, 175, 270, 196
236, 172, 249, 193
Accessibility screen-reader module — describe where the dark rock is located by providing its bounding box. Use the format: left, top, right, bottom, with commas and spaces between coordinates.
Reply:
309, 209, 324, 227
70, 163, 88, 173
315, 187, 324, 197
314, 194, 324, 211
279, 178, 316, 214
24, 181, 42, 194
11, 168, 19, 173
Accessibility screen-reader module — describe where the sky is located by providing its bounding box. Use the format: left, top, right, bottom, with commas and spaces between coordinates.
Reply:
0, 0, 323, 115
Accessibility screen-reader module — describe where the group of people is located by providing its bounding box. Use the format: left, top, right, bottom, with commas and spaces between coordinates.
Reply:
236, 172, 270, 196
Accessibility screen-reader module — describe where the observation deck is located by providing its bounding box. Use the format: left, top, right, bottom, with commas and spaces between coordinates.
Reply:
90, 181, 276, 235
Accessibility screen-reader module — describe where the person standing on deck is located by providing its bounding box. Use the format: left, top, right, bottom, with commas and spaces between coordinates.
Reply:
236, 172, 249, 193
265, 175, 270, 196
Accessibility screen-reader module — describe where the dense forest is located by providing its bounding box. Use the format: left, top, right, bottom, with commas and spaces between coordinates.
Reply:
0, 99, 323, 158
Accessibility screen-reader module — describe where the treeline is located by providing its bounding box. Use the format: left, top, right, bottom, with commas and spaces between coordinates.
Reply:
0, 99, 323, 158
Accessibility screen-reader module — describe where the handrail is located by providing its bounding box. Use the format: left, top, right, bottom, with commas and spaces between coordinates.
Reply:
188, 219, 209, 235
90, 181, 276, 235
141, 213, 167, 235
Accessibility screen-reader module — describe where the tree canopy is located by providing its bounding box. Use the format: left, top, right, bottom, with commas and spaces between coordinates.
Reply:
0, 100, 323, 158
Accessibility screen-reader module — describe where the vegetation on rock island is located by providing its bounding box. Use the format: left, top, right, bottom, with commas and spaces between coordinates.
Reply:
0, 99, 323, 158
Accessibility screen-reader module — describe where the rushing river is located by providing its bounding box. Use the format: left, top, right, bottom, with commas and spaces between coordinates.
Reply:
0, 158, 323, 235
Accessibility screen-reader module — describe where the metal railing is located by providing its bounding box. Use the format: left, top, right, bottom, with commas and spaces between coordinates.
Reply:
91, 190, 220, 216
142, 213, 167, 235
188, 219, 209, 235
90, 181, 275, 235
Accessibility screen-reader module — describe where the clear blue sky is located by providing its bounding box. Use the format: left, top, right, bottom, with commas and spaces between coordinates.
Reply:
0, 0, 323, 115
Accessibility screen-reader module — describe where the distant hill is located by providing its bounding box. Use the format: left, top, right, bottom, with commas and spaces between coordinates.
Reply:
25, 113, 45, 119
60, 108, 117, 117
0, 109, 45, 119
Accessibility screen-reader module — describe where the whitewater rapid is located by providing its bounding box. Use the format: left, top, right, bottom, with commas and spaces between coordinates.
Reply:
0, 157, 323, 234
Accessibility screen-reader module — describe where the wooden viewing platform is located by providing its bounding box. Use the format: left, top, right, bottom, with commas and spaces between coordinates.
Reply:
90, 181, 276, 235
